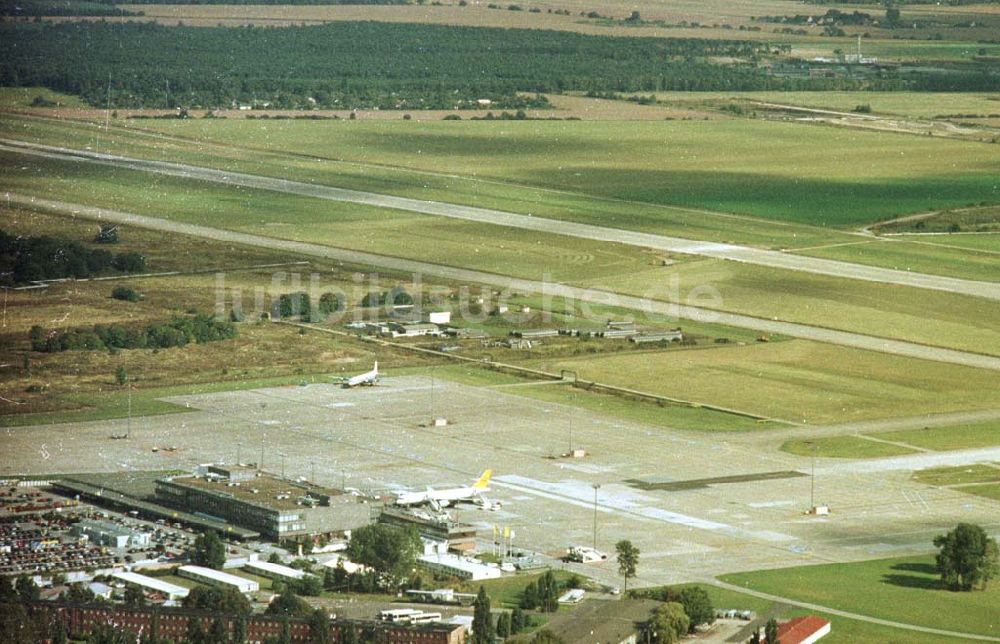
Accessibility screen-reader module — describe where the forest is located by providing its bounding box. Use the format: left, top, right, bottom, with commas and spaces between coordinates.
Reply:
29, 314, 238, 352
0, 229, 146, 285
1, 22, 996, 109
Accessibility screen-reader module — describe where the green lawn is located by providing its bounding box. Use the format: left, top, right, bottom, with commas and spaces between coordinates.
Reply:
0, 372, 350, 428
876, 421, 1000, 452
6, 111, 1000, 232
658, 582, 975, 643
126, 116, 1000, 228
912, 464, 1000, 487
960, 483, 1000, 502
7, 147, 999, 356
654, 91, 1000, 119
781, 421, 1000, 458
528, 340, 1000, 424
719, 555, 1000, 638
780, 436, 916, 459
798, 238, 1000, 282
584, 259, 1000, 355
457, 569, 574, 609
3, 111, 998, 289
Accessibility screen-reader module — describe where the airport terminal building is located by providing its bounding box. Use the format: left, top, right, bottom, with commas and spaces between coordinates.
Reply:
154, 466, 372, 542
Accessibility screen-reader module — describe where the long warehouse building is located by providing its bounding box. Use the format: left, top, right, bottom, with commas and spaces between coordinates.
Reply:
112, 572, 189, 601
178, 565, 259, 593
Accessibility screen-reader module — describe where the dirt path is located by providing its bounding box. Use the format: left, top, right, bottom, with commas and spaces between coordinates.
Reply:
10, 193, 1000, 372
2, 138, 998, 301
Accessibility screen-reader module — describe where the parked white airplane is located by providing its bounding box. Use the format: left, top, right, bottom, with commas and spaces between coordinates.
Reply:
395, 470, 493, 508
341, 362, 379, 388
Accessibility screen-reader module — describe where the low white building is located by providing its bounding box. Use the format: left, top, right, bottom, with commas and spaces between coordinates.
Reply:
72, 519, 150, 549
113, 571, 190, 600
417, 553, 501, 581
178, 565, 259, 593
243, 560, 312, 582
426, 311, 451, 325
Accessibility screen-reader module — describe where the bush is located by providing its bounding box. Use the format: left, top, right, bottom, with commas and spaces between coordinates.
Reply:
112, 252, 146, 273
111, 286, 140, 302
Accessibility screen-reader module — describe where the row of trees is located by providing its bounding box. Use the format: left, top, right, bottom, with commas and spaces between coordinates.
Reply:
1, 21, 801, 111
29, 313, 238, 353
0, 229, 145, 286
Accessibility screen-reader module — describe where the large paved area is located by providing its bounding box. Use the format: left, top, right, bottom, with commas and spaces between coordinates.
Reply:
3, 377, 999, 587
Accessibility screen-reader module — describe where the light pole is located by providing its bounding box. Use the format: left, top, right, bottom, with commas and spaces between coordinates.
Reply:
236, 442, 242, 467
806, 441, 816, 509
280, 453, 286, 480
592, 483, 601, 550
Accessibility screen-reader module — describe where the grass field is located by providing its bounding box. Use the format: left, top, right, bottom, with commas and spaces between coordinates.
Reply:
527, 340, 1000, 424
122, 116, 1000, 228
877, 421, 1000, 452
781, 421, 1000, 458
797, 237, 1000, 282
6, 111, 997, 231
780, 436, 915, 459
874, 206, 1000, 235
582, 259, 1000, 355
654, 91, 1000, 120
909, 234, 1000, 253
719, 555, 1000, 638
658, 583, 972, 644
959, 483, 1000, 502
3, 110, 997, 290
911, 464, 1000, 487
5, 111, 999, 279
7, 145, 998, 357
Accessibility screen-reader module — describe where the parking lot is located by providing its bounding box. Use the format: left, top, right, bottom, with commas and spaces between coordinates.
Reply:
3, 376, 999, 587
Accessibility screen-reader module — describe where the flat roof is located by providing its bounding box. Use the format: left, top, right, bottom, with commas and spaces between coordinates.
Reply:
417, 554, 500, 577
54, 479, 259, 540
243, 560, 308, 579
178, 565, 259, 590
113, 572, 190, 597
163, 474, 344, 511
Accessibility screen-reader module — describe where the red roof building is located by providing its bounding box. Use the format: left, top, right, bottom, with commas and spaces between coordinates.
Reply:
777, 616, 831, 644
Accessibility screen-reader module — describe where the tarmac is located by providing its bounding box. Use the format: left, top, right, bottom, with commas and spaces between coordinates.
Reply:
4, 376, 998, 589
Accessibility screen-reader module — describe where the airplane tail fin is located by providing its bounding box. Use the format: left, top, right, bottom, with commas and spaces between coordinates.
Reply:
473, 469, 492, 490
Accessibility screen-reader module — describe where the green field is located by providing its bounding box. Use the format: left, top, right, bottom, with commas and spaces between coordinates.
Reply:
581, 259, 1000, 355
959, 483, 1000, 502
912, 464, 1000, 487
661, 583, 973, 644
654, 91, 1000, 120
6, 111, 1000, 231
781, 436, 915, 459
877, 421, 1000, 452
719, 555, 1000, 638
124, 117, 1000, 227
798, 238, 999, 282
781, 421, 1000, 458
527, 340, 1000, 424
5, 145, 999, 357
3, 111, 998, 286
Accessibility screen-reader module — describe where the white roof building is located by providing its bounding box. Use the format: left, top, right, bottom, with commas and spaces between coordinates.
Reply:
178, 565, 259, 593
113, 572, 190, 600
243, 560, 311, 582
417, 553, 501, 581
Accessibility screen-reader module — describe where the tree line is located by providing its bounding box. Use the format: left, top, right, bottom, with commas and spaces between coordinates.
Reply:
0, 21, 820, 110
0, 229, 146, 285
29, 312, 238, 352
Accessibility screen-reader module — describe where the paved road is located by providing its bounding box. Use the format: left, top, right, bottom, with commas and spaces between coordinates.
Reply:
2, 138, 998, 301
11, 194, 1000, 372
710, 580, 1000, 642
